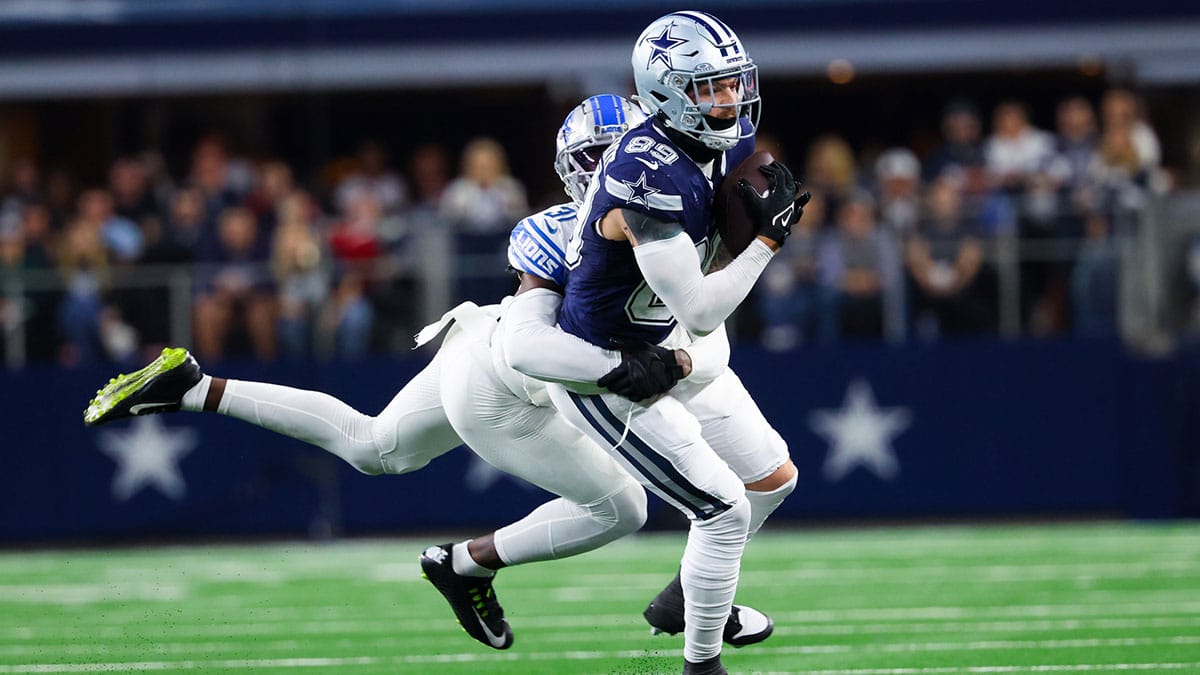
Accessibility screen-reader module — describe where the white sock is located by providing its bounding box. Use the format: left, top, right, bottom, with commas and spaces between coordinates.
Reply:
681, 498, 750, 663
745, 472, 797, 540
180, 375, 213, 412
451, 540, 495, 578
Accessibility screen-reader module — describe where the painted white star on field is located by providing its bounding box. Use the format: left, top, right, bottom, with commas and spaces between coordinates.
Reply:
808, 379, 912, 482
97, 416, 197, 501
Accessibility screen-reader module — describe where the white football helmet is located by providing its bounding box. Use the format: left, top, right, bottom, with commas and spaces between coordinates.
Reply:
554, 94, 647, 205
631, 11, 759, 151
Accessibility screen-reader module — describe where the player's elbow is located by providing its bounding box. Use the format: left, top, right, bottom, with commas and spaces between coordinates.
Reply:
675, 310, 723, 337
502, 336, 539, 377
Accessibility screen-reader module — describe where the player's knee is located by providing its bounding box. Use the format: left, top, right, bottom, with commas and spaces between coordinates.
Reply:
607, 482, 649, 537
700, 495, 751, 541
343, 449, 386, 476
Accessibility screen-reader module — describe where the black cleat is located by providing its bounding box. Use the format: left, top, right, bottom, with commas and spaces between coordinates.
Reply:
682, 654, 727, 675
644, 571, 774, 647
83, 347, 203, 427
419, 543, 513, 650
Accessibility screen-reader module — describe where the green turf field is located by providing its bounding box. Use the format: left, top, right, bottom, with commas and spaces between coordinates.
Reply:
1, 522, 1198, 674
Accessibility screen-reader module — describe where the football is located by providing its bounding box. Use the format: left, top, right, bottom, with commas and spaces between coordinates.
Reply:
713, 150, 774, 256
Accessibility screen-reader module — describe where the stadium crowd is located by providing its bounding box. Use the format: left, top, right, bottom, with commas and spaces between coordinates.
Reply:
0, 88, 1169, 367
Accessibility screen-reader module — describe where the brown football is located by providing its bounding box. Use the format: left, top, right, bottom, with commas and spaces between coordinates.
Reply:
713, 150, 774, 256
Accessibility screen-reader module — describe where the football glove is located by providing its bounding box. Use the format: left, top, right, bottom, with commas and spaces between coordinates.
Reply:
597, 343, 684, 403
737, 161, 811, 247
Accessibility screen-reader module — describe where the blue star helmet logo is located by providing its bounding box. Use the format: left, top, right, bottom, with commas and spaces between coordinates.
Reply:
621, 172, 661, 208
645, 24, 688, 69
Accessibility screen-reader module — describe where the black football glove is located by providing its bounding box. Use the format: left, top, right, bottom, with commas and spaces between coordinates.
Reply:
736, 161, 810, 247
597, 343, 685, 403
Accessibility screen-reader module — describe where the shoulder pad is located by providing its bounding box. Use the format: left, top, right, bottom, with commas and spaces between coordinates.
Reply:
603, 132, 688, 217
508, 203, 575, 287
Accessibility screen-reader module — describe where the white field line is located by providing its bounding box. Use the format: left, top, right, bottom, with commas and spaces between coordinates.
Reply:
9, 586, 1198, 628
7, 600, 1200, 641
15, 558, 1198, 589
7, 617, 1200, 657
12, 558, 1196, 608
81, 559, 1200, 587
0, 583, 186, 604
1, 530, 1197, 573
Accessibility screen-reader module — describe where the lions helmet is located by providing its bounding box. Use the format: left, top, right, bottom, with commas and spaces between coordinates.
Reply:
554, 94, 647, 206
631, 11, 759, 151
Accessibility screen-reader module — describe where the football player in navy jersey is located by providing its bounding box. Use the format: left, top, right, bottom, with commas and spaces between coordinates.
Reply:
83, 94, 757, 657
503, 12, 808, 675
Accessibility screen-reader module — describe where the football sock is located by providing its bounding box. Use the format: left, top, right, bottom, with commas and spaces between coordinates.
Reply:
214, 379, 390, 475
493, 482, 645, 566
745, 472, 797, 540
681, 497, 750, 663
452, 540, 496, 578
180, 375, 212, 412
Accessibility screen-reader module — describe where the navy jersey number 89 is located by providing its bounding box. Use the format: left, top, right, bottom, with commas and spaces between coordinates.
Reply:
560, 117, 754, 348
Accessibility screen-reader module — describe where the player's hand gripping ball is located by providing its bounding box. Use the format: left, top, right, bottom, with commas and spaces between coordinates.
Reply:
714, 151, 810, 253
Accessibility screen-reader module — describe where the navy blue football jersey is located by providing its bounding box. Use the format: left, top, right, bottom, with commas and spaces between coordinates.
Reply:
559, 118, 755, 347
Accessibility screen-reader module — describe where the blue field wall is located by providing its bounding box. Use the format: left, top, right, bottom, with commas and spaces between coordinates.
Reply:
1, 339, 1196, 543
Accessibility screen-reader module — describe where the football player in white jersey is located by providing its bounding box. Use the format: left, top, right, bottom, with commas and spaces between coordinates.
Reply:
499, 13, 808, 675
82, 94, 764, 655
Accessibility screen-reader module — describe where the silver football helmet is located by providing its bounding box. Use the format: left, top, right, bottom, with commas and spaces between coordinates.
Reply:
554, 94, 647, 205
631, 11, 759, 151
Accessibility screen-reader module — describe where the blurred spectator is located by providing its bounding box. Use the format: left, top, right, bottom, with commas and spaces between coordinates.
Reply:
757, 191, 836, 350
109, 156, 159, 229
408, 143, 451, 212
985, 101, 1065, 334
193, 206, 276, 362
874, 147, 923, 235
1046, 96, 1100, 236
985, 100, 1056, 195
55, 214, 110, 365
325, 186, 390, 359
188, 135, 243, 220
440, 137, 528, 304
1101, 89, 1161, 173
76, 189, 143, 264
43, 168, 77, 231
924, 99, 985, 180
144, 188, 207, 264
1, 158, 40, 233
1071, 213, 1119, 338
2, 204, 59, 361
245, 160, 295, 236
16, 203, 55, 270
956, 165, 1017, 237
440, 137, 527, 235
906, 175, 990, 338
818, 190, 903, 340
335, 140, 408, 216
272, 192, 328, 359
805, 134, 858, 222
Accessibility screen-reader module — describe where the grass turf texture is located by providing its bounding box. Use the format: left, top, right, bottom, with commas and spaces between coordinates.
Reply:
1, 522, 1198, 674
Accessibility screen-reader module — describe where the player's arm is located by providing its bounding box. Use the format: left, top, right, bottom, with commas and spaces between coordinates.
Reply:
678, 323, 730, 383
602, 207, 775, 337
500, 273, 624, 386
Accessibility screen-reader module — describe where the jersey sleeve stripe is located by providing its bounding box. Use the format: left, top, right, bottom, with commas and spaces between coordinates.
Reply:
523, 220, 567, 260
605, 175, 683, 212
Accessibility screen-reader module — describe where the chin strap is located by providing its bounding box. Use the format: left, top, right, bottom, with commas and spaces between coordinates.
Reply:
655, 115, 722, 164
